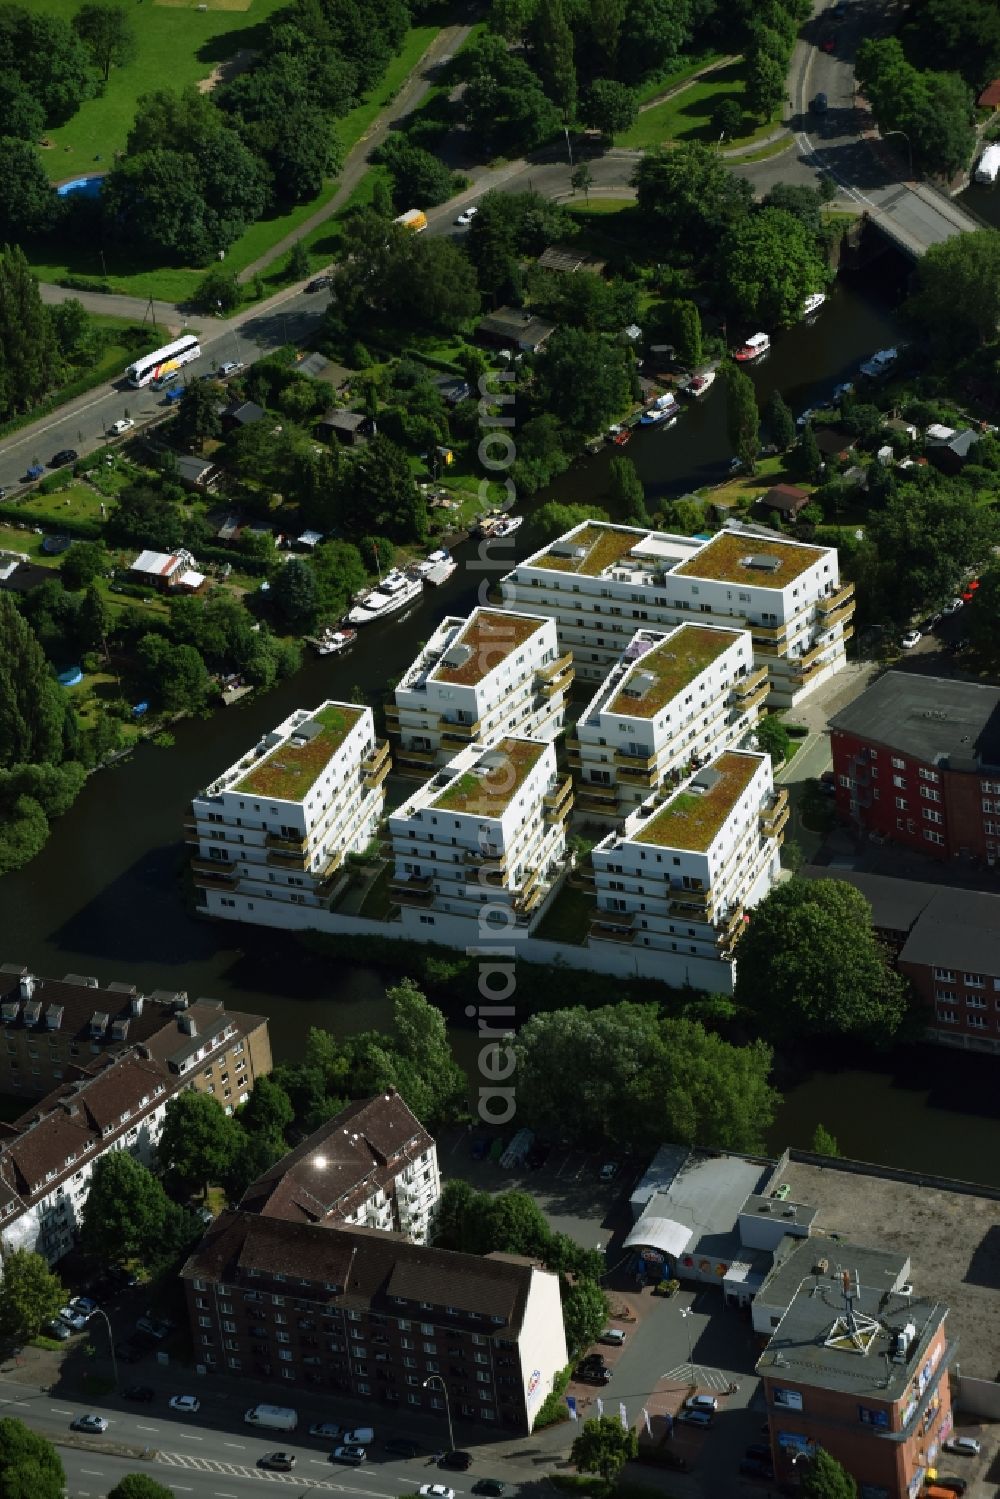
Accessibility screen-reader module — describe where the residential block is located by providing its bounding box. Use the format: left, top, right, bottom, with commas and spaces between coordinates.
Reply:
568, 623, 766, 820
189, 700, 390, 924
387, 607, 572, 778
501, 520, 853, 707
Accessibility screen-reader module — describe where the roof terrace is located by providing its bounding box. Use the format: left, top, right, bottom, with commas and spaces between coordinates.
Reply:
235, 703, 364, 802
630, 750, 763, 851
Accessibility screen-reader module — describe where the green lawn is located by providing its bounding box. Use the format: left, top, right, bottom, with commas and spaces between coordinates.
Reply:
27, 19, 441, 302
31, 0, 288, 182
616, 62, 774, 150
532, 880, 595, 945
633, 51, 727, 106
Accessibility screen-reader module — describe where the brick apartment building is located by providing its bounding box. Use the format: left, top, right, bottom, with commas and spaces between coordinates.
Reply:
240, 1091, 441, 1244
182, 1212, 568, 1434
829, 673, 1000, 865
0, 967, 271, 1263
0, 966, 271, 1106
756, 1239, 954, 1499
799, 869, 1000, 1055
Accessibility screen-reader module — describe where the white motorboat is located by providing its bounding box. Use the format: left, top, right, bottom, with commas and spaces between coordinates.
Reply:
347, 570, 424, 625
859, 347, 898, 379
733, 332, 770, 363
311, 627, 357, 655
801, 292, 826, 319
424, 549, 456, 584
483, 515, 523, 539
684, 371, 715, 398
641, 392, 679, 423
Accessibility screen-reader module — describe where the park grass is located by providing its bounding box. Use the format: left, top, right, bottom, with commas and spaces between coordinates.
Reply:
26, 19, 441, 302
633, 51, 727, 106
616, 61, 779, 151
30, 0, 287, 181
729, 135, 794, 163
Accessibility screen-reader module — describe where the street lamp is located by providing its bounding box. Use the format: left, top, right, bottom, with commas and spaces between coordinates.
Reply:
91, 1308, 118, 1389
679, 1305, 694, 1365
423, 1375, 455, 1453
882, 129, 914, 177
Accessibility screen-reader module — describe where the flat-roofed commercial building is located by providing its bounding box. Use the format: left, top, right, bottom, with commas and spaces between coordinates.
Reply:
501, 520, 853, 707
589, 749, 786, 963
569, 623, 766, 819
189, 701, 390, 926
387, 737, 571, 931
387, 608, 572, 778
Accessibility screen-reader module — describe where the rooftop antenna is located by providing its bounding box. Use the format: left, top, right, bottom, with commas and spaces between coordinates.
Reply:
824, 1268, 880, 1355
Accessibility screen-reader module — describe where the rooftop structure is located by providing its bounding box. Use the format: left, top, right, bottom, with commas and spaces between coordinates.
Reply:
503, 520, 853, 709
388, 610, 571, 778
607, 625, 743, 717
190, 701, 388, 929
830, 672, 1000, 770
630, 751, 762, 851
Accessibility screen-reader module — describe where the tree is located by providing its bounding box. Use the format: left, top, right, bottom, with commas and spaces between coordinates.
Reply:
811, 1123, 840, 1156
607, 454, 648, 525
0, 793, 48, 874
721, 208, 828, 327
136, 634, 210, 714
0, 1249, 64, 1341
534, 327, 635, 436
906, 229, 1000, 352
867, 478, 998, 623
571, 1416, 638, 1482
0, 10, 96, 124
712, 96, 743, 138
460, 35, 561, 156
531, 0, 577, 116
765, 390, 796, 450
0, 138, 56, 240
288, 239, 310, 280
78, 582, 110, 656
794, 421, 823, 482
157, 1089, 242, 1199
72, 3, 136, 82
0, 73, 44, 141
0, 244, 61, 422
338, 434, 427, 542
581, 79, 639, 136
633, 143, 752, 263
375, 135, 461, 209
193, 263, 241, 314
60, 540, 108, 592
237, 1073, 293, 1144
529, 501, 610, 543
571, 163, 594, 200
311, 541, 366, 623
857, 37, 975, 178
723, 359, 759, 474
392, 235, 481, 332
0, 1418, 64, 1499
80, 1152, 171, 1268
755, 713, 791, 765
0, 595, 67, 769
800, 1448, 858, 1499
387, 977, 467, 1122
763, 182, 824, 237
670, 299, 702, 368
746, 49, 787, 121
175, 379, 223, 446
562, 1277, 609, 1354
107, 481, 185, 551
108, 1476, 178, 1499
733, 877, 908, 1044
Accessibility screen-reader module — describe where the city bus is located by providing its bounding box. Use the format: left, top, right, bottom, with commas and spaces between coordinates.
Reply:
126, 334, 201, 388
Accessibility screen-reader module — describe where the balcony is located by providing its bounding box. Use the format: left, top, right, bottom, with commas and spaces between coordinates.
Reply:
617, 763, 657, 788
384, 703, 401, 725
794, 639, 828, 670
536, 650, 574, 684
192, 870, 239, 893
315, 848, 345, 897
439, 717, 482, 744
396, 744, 438, 767
564, 737, 583, 768
267, 848, 309, 871
787, 656, 827, 686
578, 779, 617, 802
362, 740, 391, 790
389, 873, 434, 907
183, 817, 199, 844
614, 748, 657, 772
760, 788, 790, 838
816, 581, 855, 615
543, 777, 573, 823
747, 619, 787, 643
733, 665, 770, 700
568, 864, 596, 888
265, 832, 306, 853
589, 915, 636, 944
191, 857, 235, 877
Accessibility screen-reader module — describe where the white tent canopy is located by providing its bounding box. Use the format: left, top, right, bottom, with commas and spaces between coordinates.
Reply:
623, 1217, 693, 1259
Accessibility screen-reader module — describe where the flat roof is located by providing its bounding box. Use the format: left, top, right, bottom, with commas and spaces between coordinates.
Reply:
536, 524, 646, 576
630, 1149, 767, 1263
431, 738, 546, 818
829, 671, 1000, 769
673, 530, 825, 588
235, 702, 364, 802
631, 750, 763, 851
432, 609, 545, 687
798, 867, 940, 936
898, 886, 1000, 974
608, 625, 743, 718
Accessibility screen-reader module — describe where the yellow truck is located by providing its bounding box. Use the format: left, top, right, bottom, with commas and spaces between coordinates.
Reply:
394, 209, 428, 233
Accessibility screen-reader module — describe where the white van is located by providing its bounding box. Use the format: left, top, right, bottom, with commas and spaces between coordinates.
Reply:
244, 1404, 299, 1431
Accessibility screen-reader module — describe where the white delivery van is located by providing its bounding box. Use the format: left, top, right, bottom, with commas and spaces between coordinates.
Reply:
244, 1404, 299, 1431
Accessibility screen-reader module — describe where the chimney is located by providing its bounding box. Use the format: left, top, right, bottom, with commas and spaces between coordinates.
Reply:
178, 1013, 197, 1037
130, 995, 144, 1017
19, 975, 34, 1001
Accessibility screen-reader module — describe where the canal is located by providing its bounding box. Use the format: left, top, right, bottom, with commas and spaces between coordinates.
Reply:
10, 258, 1000, 1182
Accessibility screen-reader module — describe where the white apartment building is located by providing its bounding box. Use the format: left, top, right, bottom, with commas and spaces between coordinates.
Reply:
588, 749, 788, 968
501, 520, 855, 708
570, 623, 768, 820
189, 700, 390, 924
387, 607, 573, 777
239, 1090, 440, 1244
387, 737, 572, 931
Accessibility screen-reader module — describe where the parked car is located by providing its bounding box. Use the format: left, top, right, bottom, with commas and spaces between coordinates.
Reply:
677, 1409, 713, 1428
439, 1451, 473, 1471
599, 1161, 620, 1182
50, 448, 78, 467
45, 1319, 72, 1341
472, 1481, 505, 1496
310, 1422, 343, 1439
901, 629, 922, 649
24, 464, 44, 481
928, 1479, 967, 1496
333, 1445, 366, 1465
943, 597, 964, 615
306, 276, 332, 292
455, 208, 478, 226
525, 1139, 552, 1169
58, 1305, 90, 1333
169, 1395, 201, 1414
71, 1414, 108, 1433
137, 1316, 171, 1340
420, 1485, 455, 1499
343, 1427, 374, 1445
384, 1437, 421, 1457
123, 1386, 155, 1402
943, 1437, 981, 1457
812, 91, 828, 112
575, 1363, 611, 1384
686, 1394, 718, 1412
217, 361, 244, 378
72, 1296, 99, 1316
599, 1328, 627, 1346
109, 418, 134, 436
259, 1452, 296, 1471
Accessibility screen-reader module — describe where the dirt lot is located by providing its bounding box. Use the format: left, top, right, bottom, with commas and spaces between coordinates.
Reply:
780, 1159, 1000, 1381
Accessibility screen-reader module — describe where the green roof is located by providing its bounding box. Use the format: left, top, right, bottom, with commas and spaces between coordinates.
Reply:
537, 525, 644, 576
432, 739, 545, 817
632, 752, 761, 852
673, 530, 824, 588
235, 703, 363, 802
432, 610, 543, 686
609, 626, 742, 718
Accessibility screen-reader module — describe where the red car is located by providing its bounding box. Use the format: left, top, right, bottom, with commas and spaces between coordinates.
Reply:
820, 35, 835, 50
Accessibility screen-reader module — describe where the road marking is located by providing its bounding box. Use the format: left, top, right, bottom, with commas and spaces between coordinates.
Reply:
215, 1492, 239, 1497
176, 1431, 204, 1439
81, 1470, 104, 1476
137, 1423, 159, 1430
223, 1440, 246, 1448
50, 1407, 73, 1414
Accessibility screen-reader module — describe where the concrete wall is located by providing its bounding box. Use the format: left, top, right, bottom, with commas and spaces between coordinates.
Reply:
955, 1374, 1000, 1420
198, 889, 735, 992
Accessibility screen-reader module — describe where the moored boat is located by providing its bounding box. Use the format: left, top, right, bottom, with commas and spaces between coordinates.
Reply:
684, 371, 716, 398
801, 292, 826, 319
347, 570, 424, 625
613, 428, 633, 446
309, 627, 357, 656
488, 515, 523, 539
733, 332, 770, 362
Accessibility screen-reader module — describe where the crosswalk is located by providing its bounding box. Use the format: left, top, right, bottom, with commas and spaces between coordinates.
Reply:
156, 1449, 342, 1487
661, 1363, 735, 1392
